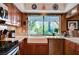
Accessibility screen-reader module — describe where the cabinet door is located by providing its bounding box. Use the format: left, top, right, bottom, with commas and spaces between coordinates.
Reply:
65, 45, 75, 55
75, 44, 79, 55
13, 6, 17, 25
27, 43, 48, 55
19, 40, 25, 55
19, 38, 27, 55
16, 11, 21, 26
5, 4, 21, 26
65, 40, 76, 55
5, 4, 13, 24
27, 44, 36, 55
65, 40, 71, 55
49, 39, 64, 55
35, 44, 48, 55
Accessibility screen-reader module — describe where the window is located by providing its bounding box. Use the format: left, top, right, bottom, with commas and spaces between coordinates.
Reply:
28, 15, 60, 36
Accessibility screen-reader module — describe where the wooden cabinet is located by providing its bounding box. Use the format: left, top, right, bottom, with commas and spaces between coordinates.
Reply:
75, 43, 79, 55
65, 39, 79, 55
19, 38, 79, 55
66, 5, 78, 19
61, 14, 67, 32
48, 38, 64, 55
27, 43, 48, 55
5, 4, 12, 24
65, 40, 76, 55
16, 11, 21, 26
4, 3, 21, 26
19, 38, 27, 55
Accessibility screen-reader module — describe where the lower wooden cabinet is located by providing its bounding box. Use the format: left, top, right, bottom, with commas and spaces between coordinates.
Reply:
19, 38, 27, 55
64, 39, 79, 55
27, 43, 48, 55
75, 44, 79, 55
48, 38, 64, 55
19, 38, 79, 55
65, 40, 76, 55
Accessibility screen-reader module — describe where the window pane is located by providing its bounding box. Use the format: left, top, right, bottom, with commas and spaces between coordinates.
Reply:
28, 15, 43, 35
44, 16, 60, 36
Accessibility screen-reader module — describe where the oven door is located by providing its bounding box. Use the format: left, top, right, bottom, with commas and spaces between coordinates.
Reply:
7, 46, 19, 55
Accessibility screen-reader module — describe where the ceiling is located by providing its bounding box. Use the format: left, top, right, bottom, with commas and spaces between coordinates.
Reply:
14, 3, 78, 13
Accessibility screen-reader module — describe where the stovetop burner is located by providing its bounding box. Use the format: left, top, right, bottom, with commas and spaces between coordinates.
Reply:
0, 40, 18, 55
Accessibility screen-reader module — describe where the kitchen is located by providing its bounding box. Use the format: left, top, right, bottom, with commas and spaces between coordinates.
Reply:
0, 3, 79, 55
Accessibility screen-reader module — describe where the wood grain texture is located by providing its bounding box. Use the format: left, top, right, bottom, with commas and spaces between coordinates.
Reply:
61, 14, 67, 32
75, 43, 79, 55
4, 3, 22, 26
19, 38, 27, 55
48, 38, 64, 55
27, 43, 49, 55
65, 40, 76, 55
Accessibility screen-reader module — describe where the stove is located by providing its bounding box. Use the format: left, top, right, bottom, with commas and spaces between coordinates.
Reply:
0, 40, 19, 55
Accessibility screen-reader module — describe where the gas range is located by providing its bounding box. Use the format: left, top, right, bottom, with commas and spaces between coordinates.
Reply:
0, 40, 19, 55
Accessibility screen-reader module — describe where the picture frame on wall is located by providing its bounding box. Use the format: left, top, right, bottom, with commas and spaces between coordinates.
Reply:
67, 20, 79, 30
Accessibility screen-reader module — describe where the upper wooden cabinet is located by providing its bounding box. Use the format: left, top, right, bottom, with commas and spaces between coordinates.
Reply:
66, 5, 78, 19
4, 3, 21, 27
4, 4, 13, 24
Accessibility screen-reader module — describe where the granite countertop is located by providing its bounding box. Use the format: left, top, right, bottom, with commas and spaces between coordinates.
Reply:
27, 36, 64, 43
0, 36, 79, 44
64, 37, 79, 44
0, 36, 28, 42
28, 36, 64, 39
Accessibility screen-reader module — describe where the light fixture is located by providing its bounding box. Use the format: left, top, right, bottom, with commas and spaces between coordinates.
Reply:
32, 4, 37, 10
53, 4, 59, 10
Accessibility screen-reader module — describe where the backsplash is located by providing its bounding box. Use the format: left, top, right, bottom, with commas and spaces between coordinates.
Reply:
0, 25, 8, 30
15, 27, 27, 36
